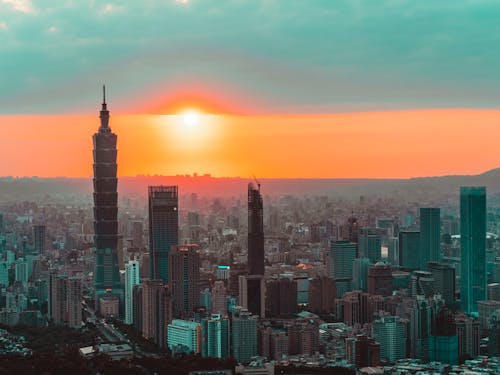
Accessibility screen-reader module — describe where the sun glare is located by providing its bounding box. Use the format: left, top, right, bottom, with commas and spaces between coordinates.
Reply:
183, 111, 199, 127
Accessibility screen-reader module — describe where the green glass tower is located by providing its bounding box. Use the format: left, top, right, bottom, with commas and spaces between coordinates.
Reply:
420, 208, 441, 270
398, 231, 420, 270
460, 186, 487, 315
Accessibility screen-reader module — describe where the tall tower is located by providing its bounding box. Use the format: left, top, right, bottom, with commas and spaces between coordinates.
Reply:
148, 186, 178, 283
460, 186, 487, 315
93, 86, 122, 308
169, 244, 200, 317
124, 260, 140, 324
248, 182, 264, 275
420, 207, 441, 269
33, 225, 46, 255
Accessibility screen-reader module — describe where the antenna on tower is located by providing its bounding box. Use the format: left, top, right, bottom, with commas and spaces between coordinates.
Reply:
102, 84, 106, 104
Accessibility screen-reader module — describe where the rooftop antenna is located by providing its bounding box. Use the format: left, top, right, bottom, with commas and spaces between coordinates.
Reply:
102, 84, 106, 104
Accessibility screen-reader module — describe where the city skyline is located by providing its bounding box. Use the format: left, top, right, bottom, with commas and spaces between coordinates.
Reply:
1, 1, 500, 178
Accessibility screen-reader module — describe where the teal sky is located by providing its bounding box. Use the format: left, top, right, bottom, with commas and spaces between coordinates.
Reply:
1, 0, 500, 114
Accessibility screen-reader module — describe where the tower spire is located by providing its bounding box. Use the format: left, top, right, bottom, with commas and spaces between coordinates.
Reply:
99, 84, 110, 131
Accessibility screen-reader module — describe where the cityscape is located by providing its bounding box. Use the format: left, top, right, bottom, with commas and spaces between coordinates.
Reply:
1, 1, 500, 375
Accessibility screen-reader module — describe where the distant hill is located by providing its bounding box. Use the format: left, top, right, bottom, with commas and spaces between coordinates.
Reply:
0, 168, 498, 202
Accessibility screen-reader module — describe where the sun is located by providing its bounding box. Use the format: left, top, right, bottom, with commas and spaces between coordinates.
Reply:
182, 111, 199, 127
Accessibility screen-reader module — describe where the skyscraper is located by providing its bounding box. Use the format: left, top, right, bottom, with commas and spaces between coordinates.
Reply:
398, 231, 420, 270
428, 261, 455, 306
67, 277, 82, 329
148, 186, 178, 283
368, 262, 393, 296
124, 260, 140, 324
93, 87, 122, 309
241, 182, 266, 317
420, 208, 441, 270
33, 225, 46, 255
141, 279, 172, 348
169, 244, 200, 317
460, 186, 487, 315
328, 240, 356, 297
248, 182, 264, 275
265, 277, 298, 318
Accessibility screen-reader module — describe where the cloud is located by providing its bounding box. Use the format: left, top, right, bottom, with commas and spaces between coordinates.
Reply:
1, 0, 34, 13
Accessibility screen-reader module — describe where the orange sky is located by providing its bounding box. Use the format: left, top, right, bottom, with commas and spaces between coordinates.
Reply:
0, 109, 498, 178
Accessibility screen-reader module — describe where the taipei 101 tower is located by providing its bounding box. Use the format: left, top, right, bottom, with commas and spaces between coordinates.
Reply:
93, 86, 122, 312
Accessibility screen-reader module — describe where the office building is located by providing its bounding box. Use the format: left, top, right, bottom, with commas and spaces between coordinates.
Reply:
93, 88, 122, 310
265, 277, 297, 318
398, 231, 420, 270
239, 274, 266, 318
202, 313, 230, 359
410, 271, 435, 298
477, 300, 500, 331
359, 228, 382, 263
167, 319, 202, 354
346, 334, 380, 368
368, 262, 393, 296
455, 314, 480, 359
124, 260, 140, 324
460, 186, 487, 315
342, 216, 360, 256
67, 277, 82, 329
141, 279, 173, 347
231, 307, 257, 364
211, 280, 227, 315
33, 225, 46, 255
308, 276, 336, 314
169, 244, 200, 317
428, 262, 455, 306
149, 186, 178, 283
410, 296, 431, 361
352, 258, 371, 292
328, 240, 356, 297
372, 316, 407, 363
419, 208, 441, 269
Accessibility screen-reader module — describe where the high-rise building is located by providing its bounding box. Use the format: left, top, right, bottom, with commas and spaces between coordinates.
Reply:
124, 260, 140, 324
202, 313, 230, 359
359, 228, 382, 263
372, 316, 407, 363
410, 296, 431, 361
428, 262, 455, 306
342, 216, 360, 256
328, 240, 356, 297
410, 271, 435, 298
67, 277, 82, 329
93, 87, 122, 309
265, 277, 297, 318
169, 244, 200, 317
148, 186, 178, 283
231, 307, 258, 364
167, 319, 202, 354
248, 182, 264, 276
308, 276, 336, 314
33, 225, 46, 255
131, 220, 143, 248
352, 258, 372, 292
345, 334, 380, 368
398, 231, 420, 270
455, 314, 480, 360
49, 274, 68, 326
211, 280, 227, 315
460, 186, 487, 315
368, 262, 393, 296
239, 274, 266, 318
141, 279, 173, 347
477, 300, 500, 332
419, 208, 441, 269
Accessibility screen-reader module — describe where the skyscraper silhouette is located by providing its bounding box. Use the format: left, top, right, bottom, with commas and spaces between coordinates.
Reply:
93, 86, 122, 309
148, 185, 178, 283
420, 207, 441, 269
248, 182, 264, 275
460, 186, 487, 315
